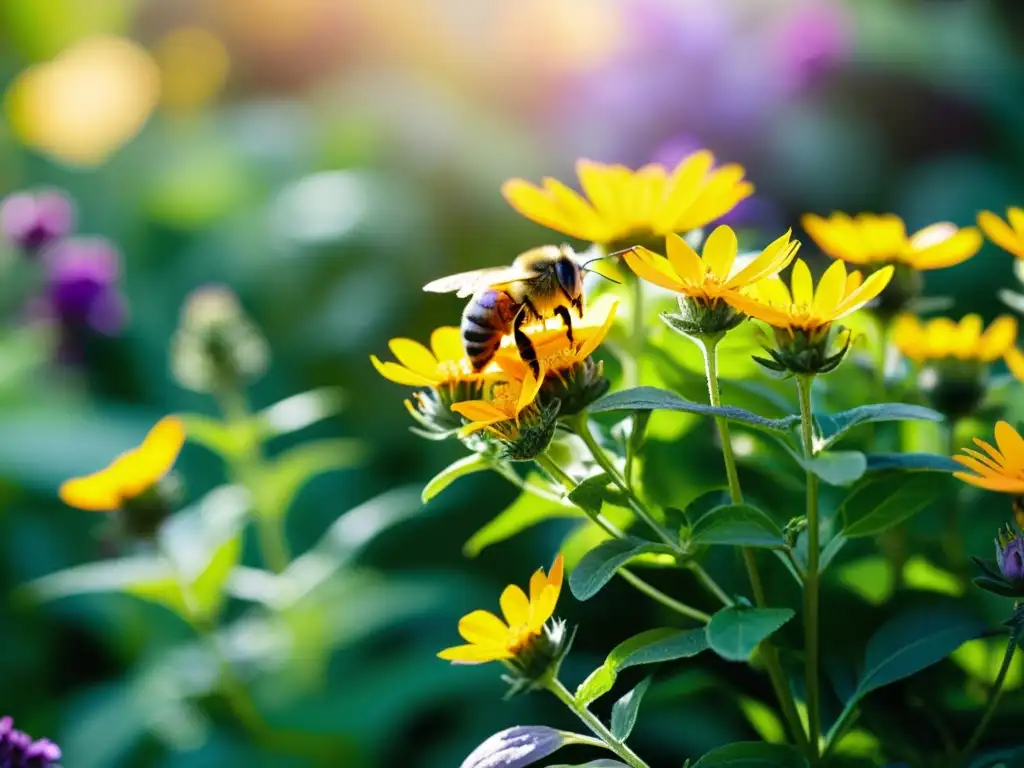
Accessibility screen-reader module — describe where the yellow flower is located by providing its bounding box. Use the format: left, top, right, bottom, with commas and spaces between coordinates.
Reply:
438, 553, 564, 664
725, 259, 894, 332
893, 314, 1019, 367
801, 213, 982, 270
59, 416, 186, 512
622, 226, 800, 301
502, 150, 753, 245
954, 421, 1024, 494
977, 207, 1024, 260
371, 327, 481, 387
450, 361, 546, 436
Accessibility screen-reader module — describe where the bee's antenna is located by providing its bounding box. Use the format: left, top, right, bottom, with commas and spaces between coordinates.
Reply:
582, 267, 622, 285
580, 247, 634, 269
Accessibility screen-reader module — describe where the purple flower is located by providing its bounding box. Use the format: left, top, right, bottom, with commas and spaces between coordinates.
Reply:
0, 190, 75, 254
997, 533, 1024, 583
460, 726, 566, 768
44, 237, 126, 336
774, 4, 850, 92
0, 716, 61, 768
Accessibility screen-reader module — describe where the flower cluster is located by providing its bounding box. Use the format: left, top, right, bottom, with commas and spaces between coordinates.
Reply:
0, 715, 61, 768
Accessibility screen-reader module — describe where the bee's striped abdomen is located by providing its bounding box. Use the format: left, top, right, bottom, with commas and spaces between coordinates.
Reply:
461, 289, 516, 370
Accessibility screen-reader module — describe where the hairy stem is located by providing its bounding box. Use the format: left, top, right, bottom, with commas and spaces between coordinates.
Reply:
546, 677, 651, 768
797, 374, 822, 762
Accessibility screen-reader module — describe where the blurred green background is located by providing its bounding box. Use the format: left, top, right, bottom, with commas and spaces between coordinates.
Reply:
2, 1, 1024, 766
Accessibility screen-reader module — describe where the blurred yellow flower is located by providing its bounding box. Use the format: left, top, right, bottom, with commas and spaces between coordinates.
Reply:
438, 553, 564, 664
5, 36, 160, 167
801, 213, 982, 270
371, 327, 481, 387
893, 314, 1020, 370
503, 151, 753, 245
725, 259, 894, 332
59, 416, 185, 512
450, 361, 545, 436
623, 226, 799, 302
155, 27, 230, 111
977, 207, 1024, 260
954, 421, 1024, 494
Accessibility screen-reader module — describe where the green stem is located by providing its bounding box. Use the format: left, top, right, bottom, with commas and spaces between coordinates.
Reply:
958, 631, 1018, 765
570, 413, 680, 553
797, 375, 822, 762
690, 563, 734, 608
217, 389, 291, 572
546, 677, 651, 768
697, 333, 809, 751
534, 453, 709, 624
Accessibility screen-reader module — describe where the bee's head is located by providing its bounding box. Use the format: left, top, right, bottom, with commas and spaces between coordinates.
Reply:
553, 247, 582, 301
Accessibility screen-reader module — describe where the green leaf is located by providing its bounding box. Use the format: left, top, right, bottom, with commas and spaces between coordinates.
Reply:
690, 504, 784, 549
190, 533, 242, 621
575, 628, 708, 705
814, 403, 944, 451
568, 472, 628, 513
465, 485, 582, 558
610, 676, 652, 741
692, 742, 809, 767
706, 607, 795, 662
258, 387, 346, 439
865, 453, 961, 473
180, 413, 241, 459
841, 472, 950, 538
590, 387, 792, 435
788, 448, 867, 486
569, 537, 674, 601
421, 453, 492, 503
260, 439, 364, 518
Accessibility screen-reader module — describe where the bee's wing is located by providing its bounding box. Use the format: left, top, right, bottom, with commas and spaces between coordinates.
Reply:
423, 266, 539, 298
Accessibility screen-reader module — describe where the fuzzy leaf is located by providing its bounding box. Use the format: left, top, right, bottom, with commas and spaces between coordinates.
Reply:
690, 504, 785, 549
706, 607, 795, 662
422, 453, 492, 503
569, 537, 674, 601
610, 676, 652, 741
575, 628, 708, 706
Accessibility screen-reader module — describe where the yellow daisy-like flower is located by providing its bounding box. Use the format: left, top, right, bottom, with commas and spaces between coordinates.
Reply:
502, 150, 753, 245
801, 213, 982, 270
450, 361, 546, 436
622, 225, 800, 301
893, 314, 1020, 368
977, 207, 1024, 260
725, 259, 894, 332
953, 421, 1024, 494
438, 553, 564, 664
58, 416, 186, 511
370, 327, 480, 387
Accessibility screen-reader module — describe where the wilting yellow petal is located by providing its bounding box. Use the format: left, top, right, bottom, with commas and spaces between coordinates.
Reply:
500, 584, 531, 627
978, 316, 1018, 362
977, 211, 1024, 259
438, 644, 513, 664
430, 327, 465, 363
458, 610, 510, 645
389, 338, 439, 379
664, 233, 704, 285
370, 356, 435, 387
701, 225, 738, 282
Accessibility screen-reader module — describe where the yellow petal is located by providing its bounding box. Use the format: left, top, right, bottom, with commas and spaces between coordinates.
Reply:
542, 177, 604, 238
978, 316, 1018, 362
953, 315, 983, 359
370, 356, 436, 387
500, 584, 531, 627
858, 213, 905, 261
973, 438, 1006, 467
812, 259, 847, 320
547, 553, 564, 596
458, 610, 510, 645
908, 226, 983, 270
430, 326, 465, 363
952, 470, 1024, 494
801, 212, 870, 264
977, 210, 1024, 259
451, 400, 508, 423
623, 247, 688, 293
120, 416, 185, 497
576, 159, 618, 218
1009, 207, 1024, 235
1006, 347, 1024, 382
575, 301, 618, 360
726, 229, 797, 288
674, 164, 751, 231
503, 179, 588, 240
664, 233, 704, 285
389, 338, 439, 379
701, 225, 738, 282
994, 421, 1024, 475
892, 314, 926, 361
529, 569, 548, 605
438, 644, 513, 664
516, 367, 545, 415
790, 259, 814, 306
723, 289, 793, 327
834, 265, 893, 319
926, 318, 958, 358
654, 150, 714, 231
58, 470, 123, 511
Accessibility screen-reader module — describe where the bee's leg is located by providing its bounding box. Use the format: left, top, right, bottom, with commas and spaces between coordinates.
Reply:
575, 296, 584, 319
513, 310, 540, 377
554, 305, 574, 344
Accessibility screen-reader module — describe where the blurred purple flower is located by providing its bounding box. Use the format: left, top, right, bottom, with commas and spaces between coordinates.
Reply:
774, 3, 849, 92
44, 237, 126, 335
0, 190, 75, 255
0, 715, 61, 768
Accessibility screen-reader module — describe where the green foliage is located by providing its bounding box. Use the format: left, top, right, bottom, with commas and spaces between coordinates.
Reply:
689, 504, 785, 549
569, 537, 675, 600
464, 483, 583, 557
610, 676, 653, 741
840, 471, 952, 538
706, 607, 795, 663
421, 453, 492, 502
689, 742, 808, 767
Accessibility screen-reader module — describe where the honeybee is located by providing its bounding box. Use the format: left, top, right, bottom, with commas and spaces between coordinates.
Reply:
423, 245, 589, 376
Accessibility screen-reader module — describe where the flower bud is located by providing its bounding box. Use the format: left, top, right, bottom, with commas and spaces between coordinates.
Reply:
0, 189, 74, 254
539, 357, 609, 418
171, 285, 268, 393
406, 380, 485, 438
662, 295, 745, 338
754, 323, 851, 376
484, 400, 561, 463
503, 619, 575, 697
996, 525, 1024, 584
